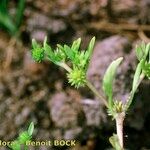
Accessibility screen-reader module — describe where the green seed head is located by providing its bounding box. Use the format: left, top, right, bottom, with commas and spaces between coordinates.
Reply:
32, 47, 44, 62
67, 68, 86, 88
113, 101, 124, 113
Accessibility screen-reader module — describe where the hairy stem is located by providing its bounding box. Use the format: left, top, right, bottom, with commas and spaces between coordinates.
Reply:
59, 62, 72, 72
115, 112, 125, 149
86, 80, 108, 107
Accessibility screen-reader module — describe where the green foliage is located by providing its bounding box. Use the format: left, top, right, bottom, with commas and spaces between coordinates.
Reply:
126, 42, 150, 110
102, 57, 123, 110
31, 37, 95, 88
31, 36, 150, 150
135, 42, 150, 78
109, 134, 122, 150
9, 122, 34, 150
132, 60, 143, 92
135, 42, 150, 61
28, 122, 34, 136
0, 0, 25, 36
142, 61, 150, 78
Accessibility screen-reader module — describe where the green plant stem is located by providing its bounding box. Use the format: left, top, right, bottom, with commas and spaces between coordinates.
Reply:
59, 62, 72, 72
125, 73, 145, 110
86, 80, 108, 107
115, 112, 125, 150
58, 63, 108, 107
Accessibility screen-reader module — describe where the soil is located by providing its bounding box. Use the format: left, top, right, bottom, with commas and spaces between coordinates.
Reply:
0, 0, 150, 150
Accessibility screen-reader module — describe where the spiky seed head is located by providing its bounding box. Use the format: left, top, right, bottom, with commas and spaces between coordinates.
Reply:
67, 68, 86, 88
113, 101, 124, 113
32, 47, 44, 62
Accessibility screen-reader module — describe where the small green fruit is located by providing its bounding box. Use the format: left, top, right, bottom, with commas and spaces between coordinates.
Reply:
67, 68, 86, 88
32, 47, 44, 62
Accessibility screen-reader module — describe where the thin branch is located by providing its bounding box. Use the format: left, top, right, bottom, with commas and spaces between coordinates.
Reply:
86, 80, 108, 107
57, 63, 108, 107
59, 62, 72, 72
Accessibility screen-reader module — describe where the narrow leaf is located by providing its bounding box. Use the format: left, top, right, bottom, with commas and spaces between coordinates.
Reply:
132, 61, 142, 92
102, 57, 123, 108
43, 39, 56, 62
57, 44, 64, 51
28, 122, 34, 136
87, 36, 95, 59
136, 42, 150, 61
84, 37, 96, 70
64, 45, 74, 60
145, 43, 150, 60
135, 44, 144, 61
71, 38, 81, 52
32, 39, 38, 49
126, 60, 145, 111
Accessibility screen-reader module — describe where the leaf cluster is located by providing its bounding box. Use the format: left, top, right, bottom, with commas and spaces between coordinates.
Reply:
31, 37, 95, 88
9, 122, 34, 150
31, 36, 150, 149
136, 42, 150, 79
102, 42, 150, 115
125, 42, 150, 110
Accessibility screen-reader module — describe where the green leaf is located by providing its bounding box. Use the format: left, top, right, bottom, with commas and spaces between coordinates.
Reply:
28, 122, 34, 136
142, 61, 150, 78
102, 57, 123, 108
18, 131, 31, 144
71, 38, 81, 52
43, 40, 56, 62
136, 42, 150, 61
9, 140, 20, 150
132, 60, 142, 92
136, 43, 145, 61
43, 37, 53, 56
84, 37, 95, 70
32, 39, 38, 49
0, 0, 8, 13
144, 43, 150, 61
15, 0, 25, 28
87, 36, 95, 58
57, 44, 64, 51
126, 59, 145, 111
64, 45, 74, 60
109, 134, 122, 150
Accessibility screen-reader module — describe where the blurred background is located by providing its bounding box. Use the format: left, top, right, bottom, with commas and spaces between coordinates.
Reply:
0, 0, 150, 149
